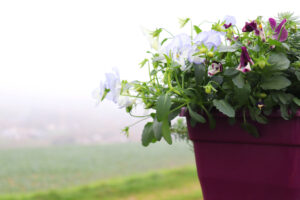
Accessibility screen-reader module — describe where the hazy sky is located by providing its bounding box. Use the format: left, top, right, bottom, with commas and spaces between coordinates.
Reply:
0, 0, 299, 133
0, 0, 298, 144
0, 0, 298, 99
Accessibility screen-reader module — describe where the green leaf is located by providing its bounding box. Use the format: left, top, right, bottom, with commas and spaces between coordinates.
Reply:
276, 93, 293, 104
160, 38, 168, 46
293, 97, 300, 106
295, 71, 300, 81
122, 126, 130, 136
151, 28, 162, 37
162, 120, 172, 144
228, 118, 236, 126
101, 88, 110, 101
218, 43, 241, 52
142, 122, 155, 146
178, 18, 190, 28
232, 73, 244, 88
153, 119, 163, 140
234, 83, 251, 105
281, 43, 290, 50
188, 106, 206, 123
268, 38, 283, 46
168, 107, 181, 121
139, 59, 148, 68
211, 75, 223, 85
268, 52, 290, 70
280, 104, 289, 120
213, 99, 235, 118
261, 76, 291, 90
207, 113, 216, 129
249, 44, 260, 52
224, 68, 239, 76
156, 94, 172, 122
190, 118, 197, 127
249, 107, 268, 124
193, 25, 202, 34
241, 123, 260, 138
193, 64, 205, 85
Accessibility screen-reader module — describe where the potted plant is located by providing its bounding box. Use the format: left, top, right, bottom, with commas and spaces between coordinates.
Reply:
96, 12, 300, 199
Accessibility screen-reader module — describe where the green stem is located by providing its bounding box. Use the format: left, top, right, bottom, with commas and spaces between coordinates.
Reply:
181, 73, 185, 89
162, 28, 174, 37
128, 117, 150, 127
243, 109, 247, 123
129, 112, 150, 118
167, 70, 181, 95
170, 103, 187, 113
121, 94, 156, 100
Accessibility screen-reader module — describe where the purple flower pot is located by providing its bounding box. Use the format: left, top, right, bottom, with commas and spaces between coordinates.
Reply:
187, 111, 300, 200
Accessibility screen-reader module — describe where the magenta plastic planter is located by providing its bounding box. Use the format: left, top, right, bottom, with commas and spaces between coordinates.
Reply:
187, 111, 300, 200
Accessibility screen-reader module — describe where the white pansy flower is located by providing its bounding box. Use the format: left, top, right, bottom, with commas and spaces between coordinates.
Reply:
117, 96, 136, 108
96, 67, 136, 108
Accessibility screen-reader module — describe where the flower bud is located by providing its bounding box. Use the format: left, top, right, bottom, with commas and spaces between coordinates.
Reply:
257, 60, 266, 69
204, 85, 212, 94
199, 47, 207, 54
207, 51, 214, 58
258, 93, 267, 98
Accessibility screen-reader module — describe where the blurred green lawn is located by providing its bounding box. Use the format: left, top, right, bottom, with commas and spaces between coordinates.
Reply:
0, 142, 202, 199
0, 167, 202, 200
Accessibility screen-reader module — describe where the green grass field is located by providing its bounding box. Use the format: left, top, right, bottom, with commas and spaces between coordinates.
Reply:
0, 167, 202, 200
0, 142, 202, 199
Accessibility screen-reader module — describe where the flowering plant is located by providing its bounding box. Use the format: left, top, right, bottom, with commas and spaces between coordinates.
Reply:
97, 13, 300, 146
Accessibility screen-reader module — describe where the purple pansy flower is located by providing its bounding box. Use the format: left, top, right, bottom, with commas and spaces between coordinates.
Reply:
257, 100, 264, 110
208, 61, 223, 77
242, 21, 257, 32
242, 20, 265, 42
223, 15, 236, 29
224, 23, 232, 29
269, 18, 288, 42
236, 46, 254, 73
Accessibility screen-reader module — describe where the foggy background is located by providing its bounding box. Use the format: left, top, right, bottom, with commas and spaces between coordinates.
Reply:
0, 0, 297, 148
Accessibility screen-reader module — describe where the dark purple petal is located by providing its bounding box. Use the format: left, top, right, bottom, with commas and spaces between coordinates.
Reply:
269, 18, 277, 30
212, 61, 223, 72
240, 46, 254, 67
242, 21, 257, 32
237, 47, 253, 73
279, 28, 288, 41
256, 101, 264, 110
275, 19, 287, 34
273, 28, 288, 42
208, 61, 223, 76
223, 23, 232, 29
273, 19, 288, 42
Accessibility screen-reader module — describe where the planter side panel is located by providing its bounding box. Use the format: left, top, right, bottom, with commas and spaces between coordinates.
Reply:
188, 115, 300, 200
193, 141, 300, 200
